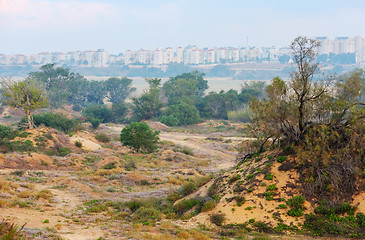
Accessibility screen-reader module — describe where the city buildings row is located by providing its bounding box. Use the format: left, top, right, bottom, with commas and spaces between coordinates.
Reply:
1, 36, 365, 67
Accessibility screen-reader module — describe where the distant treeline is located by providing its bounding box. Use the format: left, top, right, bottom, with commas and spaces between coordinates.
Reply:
0, 57, 358, 79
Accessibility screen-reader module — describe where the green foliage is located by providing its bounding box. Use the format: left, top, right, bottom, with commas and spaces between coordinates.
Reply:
266, 184, 276, 191
104, 77, 135, 104
0, 125, 18, 140
160, 115, 179, 127
174, 199, 198, 216
2, 78, 48, 129
276, 156, 287, 163
202, 200, 216, 212
162, 101, 201, 126
287, 195, 305, 217
120, 122, 159, 153
132, 207, 161, 223
83, 104, 113, 123
304, 203, 365, 237
95, 133, 111, 143
30, 112, 81, 133
0, 220, 24, 240
210, 213, 226, 226
132, 78, 163, 121
58, 147, 71, 157
103, 162, 116, 170
163, 71, 208, 105
179, 182, 196, 196
89, 118, 102, 129
74, 141, 82, 148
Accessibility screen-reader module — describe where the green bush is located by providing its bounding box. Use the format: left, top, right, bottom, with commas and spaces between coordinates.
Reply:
174, 199, 198, 217
0, 220, 24, 240
202, 200, 216, 212
132, 207, 161, 223
210, 213, 226, 226
161, 101, 201, 126
179, 182, 196, 196
83, 104, 113, 123
120, 122, 159, 153
29, 113, 81, 133
58, 147, 71, 157
160, 115, 179, 127
276, 156, 287, 163
75, 141, 82, 148
95, 133, 111, 143
103, 162, 116, 169
89, 118, 102, 129
287, 195, 305, 217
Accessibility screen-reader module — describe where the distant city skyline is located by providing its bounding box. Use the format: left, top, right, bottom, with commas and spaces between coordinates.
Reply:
1, 0, 365, 54
1, 36, 364, 66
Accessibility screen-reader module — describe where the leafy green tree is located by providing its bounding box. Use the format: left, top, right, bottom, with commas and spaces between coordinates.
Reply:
1, 78, 48, 129
83, 104, 113, 123
239, 81, 266, 103
28, 64, 88, 107
105, 77, 135, 104
120, 122, 159, 153
132, 78, 163, 121
162, 101, 201, 126
163, 71, 208, 105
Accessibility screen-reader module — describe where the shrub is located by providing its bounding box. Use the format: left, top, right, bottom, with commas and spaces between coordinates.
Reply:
210, 213, 226, 226
160, 115, 179, 126
287, 195, 305, 217
265, 173, 274, 180
30, 112, 81, 133
95, 133, 111, 143
0, 220, 24, 239
89, 118, 102, 129
179, 182, 196, 196
74, 141, 82, 148
83, 104, 113, 123
36, 189, 53, 200
132, 207, 161, 223
276, 156, 287, 163
72, 104, 83, 112
267, 184, 276, 191
174, 199, 198, 216
58, 147, 71, 157
103, 162, 117, 170
124, 160, 137, 171
161, 101, 201, 126
120, 122, 159, 153
202, 200, 216, 212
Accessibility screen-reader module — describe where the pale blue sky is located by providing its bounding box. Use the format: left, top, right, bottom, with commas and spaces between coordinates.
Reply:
1, 0, 364, 54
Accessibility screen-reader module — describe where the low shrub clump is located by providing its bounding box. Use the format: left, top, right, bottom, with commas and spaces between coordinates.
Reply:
304, 202, 365, 238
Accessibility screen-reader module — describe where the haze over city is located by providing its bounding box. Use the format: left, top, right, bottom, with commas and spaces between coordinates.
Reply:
1, 0, 365, 54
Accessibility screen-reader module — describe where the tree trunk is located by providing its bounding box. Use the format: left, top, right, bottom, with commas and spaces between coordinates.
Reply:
26, 109, 34, 129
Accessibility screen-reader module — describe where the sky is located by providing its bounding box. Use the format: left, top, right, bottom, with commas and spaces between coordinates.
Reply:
1, 0, 365, 54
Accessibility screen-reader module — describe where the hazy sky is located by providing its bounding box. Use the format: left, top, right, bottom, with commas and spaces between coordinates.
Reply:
1, 0, 365, 54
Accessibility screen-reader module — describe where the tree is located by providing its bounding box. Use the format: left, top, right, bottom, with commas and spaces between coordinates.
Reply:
1, 78, 48, 129
162, 71, 208, 105
120, 122, 159, 153
105, 77, 136, 104
162, 101, 201, 126
249, 37, 365, 202
132, 78, 163, 121
250, 36, 332, 145
28, 64, 87, 107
